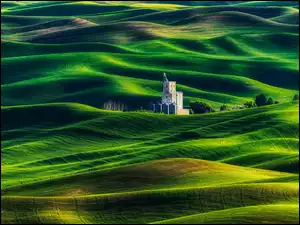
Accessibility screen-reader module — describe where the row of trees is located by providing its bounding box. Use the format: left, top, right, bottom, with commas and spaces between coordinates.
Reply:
189, 93, 299, 114
243, 93, 279, 109
243, 93, 298, 109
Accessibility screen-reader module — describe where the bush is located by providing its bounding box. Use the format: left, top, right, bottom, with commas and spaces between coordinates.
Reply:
293, 94, 299, 101
266, 97, 274, 105
220, 104, 229, 111
189, 101, 213, 114
244, 101, 256, 108
255, 94, 268, 106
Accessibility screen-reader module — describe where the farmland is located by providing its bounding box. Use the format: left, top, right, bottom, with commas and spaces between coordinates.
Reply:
1, 1, 299, 224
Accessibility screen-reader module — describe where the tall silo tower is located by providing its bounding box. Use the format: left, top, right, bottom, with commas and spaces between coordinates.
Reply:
162, 73, 176, 104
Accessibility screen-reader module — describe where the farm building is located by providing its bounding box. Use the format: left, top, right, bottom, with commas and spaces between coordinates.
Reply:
153, 73, 189, 115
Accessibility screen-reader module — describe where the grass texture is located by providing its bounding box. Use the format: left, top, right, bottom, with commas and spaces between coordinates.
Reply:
1, 1, 299, 224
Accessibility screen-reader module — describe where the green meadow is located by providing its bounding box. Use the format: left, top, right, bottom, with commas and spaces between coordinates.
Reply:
1, 1, 299, 224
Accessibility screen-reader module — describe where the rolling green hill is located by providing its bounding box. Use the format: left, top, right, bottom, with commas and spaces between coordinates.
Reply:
1, 101, 299, 223
1, 1, 299, 224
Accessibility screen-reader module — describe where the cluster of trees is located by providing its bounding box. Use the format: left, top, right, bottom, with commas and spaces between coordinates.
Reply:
103, 93, 299, 114
220, 104, 230, 111
102, 100, 128, 111
189, 102, 214, 114
243, 93, 278, 109
243, 93, 298, 109
189, 93, 299, 115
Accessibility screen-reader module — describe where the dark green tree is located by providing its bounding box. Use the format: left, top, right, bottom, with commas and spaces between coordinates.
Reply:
293, 94, 299, 101
266, 97, 274, 105
220, 104, 229, 111
189, 101, 213, 114
255, 94, 268, 106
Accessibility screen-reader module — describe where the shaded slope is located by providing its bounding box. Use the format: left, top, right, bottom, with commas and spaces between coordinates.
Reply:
1, 50, 297, 111
271, 11, 299, 25
1, 102, 105, 131
1, 102, 298, 189
1, 183, 299, 224
2, 18, 96, 36
2, 2, 131, 16
1, 15, 51, 28
172, 10, 298, 28
1, 1, 24, 9
12, 22, 160, 44
1, 41, 138, 58
119, 6, 295, 24
1, 1, 71, 10
234, 1, 299, 7
81, 8, 157, 24
3, 158, 295, 196
153, 204, 299, 224
143, 1, 242, 6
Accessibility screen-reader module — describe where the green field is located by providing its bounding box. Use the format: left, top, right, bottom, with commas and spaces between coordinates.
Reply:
1, 1, 299, 224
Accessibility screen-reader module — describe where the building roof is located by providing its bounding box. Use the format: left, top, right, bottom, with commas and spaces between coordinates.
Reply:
163, 72, 168, 82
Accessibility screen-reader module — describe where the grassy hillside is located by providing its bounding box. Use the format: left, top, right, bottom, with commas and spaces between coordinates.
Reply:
153, 204, 299, 224
1, 101, 299, 223
271, 11, 299, 24
1, 1, 299, 224
1, 1, 299, 110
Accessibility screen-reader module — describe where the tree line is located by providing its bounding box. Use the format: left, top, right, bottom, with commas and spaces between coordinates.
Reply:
189, 93, 299, 114
102, 93, 299, 113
